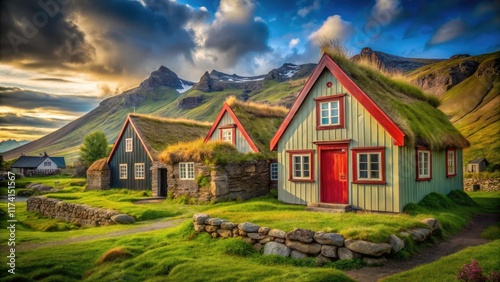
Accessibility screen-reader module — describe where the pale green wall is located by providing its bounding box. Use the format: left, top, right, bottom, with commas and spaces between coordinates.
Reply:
277, 69, 400, 212
208, 112, 253, 153
398, 147, 464, 211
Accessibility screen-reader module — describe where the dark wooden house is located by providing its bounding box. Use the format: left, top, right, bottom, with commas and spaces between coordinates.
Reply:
107, 114, 210, 194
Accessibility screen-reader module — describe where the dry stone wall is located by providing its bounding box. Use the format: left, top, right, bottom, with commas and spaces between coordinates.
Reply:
193, 213, 440, 265
26, 196, 133, 226
464, 178, 500, 192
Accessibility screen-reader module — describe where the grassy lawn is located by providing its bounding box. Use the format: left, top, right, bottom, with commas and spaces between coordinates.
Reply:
383, 240, 500, 282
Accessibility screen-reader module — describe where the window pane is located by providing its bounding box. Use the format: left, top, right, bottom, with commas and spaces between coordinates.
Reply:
359, 163, 367, 170
330, 117, 338, 124
371, 171, 380, 178
370, 154, 379, 163
331, 109, 338, 116
321, 103, 328, 110
321, 118, 329, 125
360, 171, 368, 178
370, 163, 379, 171
359, 154, 367, 162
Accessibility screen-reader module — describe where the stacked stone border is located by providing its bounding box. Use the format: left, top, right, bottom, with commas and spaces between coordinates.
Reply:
27, 196, 134, 227
193, 213, 440, 265
464, 177, 500, 192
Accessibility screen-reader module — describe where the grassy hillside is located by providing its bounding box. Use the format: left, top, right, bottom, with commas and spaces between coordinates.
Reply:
408, 52, 500, 164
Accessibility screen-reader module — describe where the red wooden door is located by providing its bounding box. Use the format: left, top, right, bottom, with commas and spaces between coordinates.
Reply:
320, 147, 348, 203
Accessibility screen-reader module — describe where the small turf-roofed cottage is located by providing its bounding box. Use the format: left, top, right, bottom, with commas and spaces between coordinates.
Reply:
107, 114, 210, 195
270, 53, 469, 212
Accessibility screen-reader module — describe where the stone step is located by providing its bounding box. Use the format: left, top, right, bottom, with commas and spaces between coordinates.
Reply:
305, 206, 350, 213
307, 202, 352, 211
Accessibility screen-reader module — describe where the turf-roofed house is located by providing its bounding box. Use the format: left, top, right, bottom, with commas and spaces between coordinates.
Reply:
11, 153, 66, 176
160, 97, 287, 202
106, 114, 210, 196
270, 53, 470, 213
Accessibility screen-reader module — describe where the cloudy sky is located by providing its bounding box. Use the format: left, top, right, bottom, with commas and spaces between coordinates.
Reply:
0, 0, 499, 141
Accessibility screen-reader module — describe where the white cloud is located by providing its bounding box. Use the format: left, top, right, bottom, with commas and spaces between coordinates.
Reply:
200, 6, 208, 12
289, 38, 300, 48
429, 19, 467, 45
308, 15, 353, 45
298, 0, 320, 17
254, 16, 265, 23
215, 0, 255, 24
373, 0, 400, 15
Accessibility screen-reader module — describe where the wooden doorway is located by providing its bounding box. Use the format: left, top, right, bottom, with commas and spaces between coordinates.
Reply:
158, 168, 167, 197
319, 145, 348, 204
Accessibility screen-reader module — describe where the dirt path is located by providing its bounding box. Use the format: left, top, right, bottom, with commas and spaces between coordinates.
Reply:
15, 218, 185, 252
345, 213, 499, 282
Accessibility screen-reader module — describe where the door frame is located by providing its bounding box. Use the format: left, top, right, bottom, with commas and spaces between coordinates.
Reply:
157, 168, 167, 197
316, 140, 350, 204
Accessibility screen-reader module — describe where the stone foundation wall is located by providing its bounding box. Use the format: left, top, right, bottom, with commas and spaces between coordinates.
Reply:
27, 196, 120, 226
464, 178, 500, 192
86, 171, 110, 190
193, 214, 439, 264
168, 160, 270, 203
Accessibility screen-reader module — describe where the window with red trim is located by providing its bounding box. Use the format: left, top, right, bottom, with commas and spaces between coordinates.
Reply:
352, 147, 386, 184
287, 150, 314, 182
314, 94, 345, 130
416, 148, 432, 181
446, 148, 457, 177
218, 124, 236, 145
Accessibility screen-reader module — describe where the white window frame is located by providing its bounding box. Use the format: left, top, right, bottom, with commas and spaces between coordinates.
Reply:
119, 164, 128, 179
447, 149, 456, 177
135, 163, 145, 180
125, 138, 133, 152
292, 155, 311, 180
179, 162, 194, 180
319, 100, 340, 126
270, 163, 278, 181
417, 149, 431, 180
357, 152, 382, 181
222, 129, 233, 143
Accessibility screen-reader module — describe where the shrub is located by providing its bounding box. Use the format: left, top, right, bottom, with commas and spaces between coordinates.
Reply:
448, 190, 479, 207
418, 192, 456, 210
196, 175, 211, 188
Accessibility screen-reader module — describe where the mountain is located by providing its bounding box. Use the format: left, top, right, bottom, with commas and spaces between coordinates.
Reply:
352, 47, 443, 73
407, 51, 500, 164
2, 63, 314, 163
0, 139, 30, 153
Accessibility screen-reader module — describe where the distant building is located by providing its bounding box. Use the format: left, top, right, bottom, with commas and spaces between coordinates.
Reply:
466, 158, 489, 173
11, 153, 65, 176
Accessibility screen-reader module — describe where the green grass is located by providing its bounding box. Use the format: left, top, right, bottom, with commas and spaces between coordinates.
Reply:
481, 224, 500, 240
468, 191, 500, 213
382, 240, 500, 282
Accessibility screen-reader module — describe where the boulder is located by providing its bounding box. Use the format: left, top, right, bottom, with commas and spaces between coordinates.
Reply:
217, 229, 232, 238
389, 234, 405, 253
363, 256, 387, 265
253, 243, 263, 252
263, 242, 291, 257
321, 245, 338, 258
420, 218, 440, 231
268, 229, 287, 239
286, 239, 321, 255
205, 217, 223, 226
275, 238, 285, 244
259, 227, 270, 235
211, 232, 218, 238
238, 222, 260, 233
247, 233, 266, 240
193, 213, 210, 224
344, 240, 391, 257
409, 228, 432, 242
205, 225, 217, 232
111, 214, 135, 224
242, 237, 257, 244
286, 228, 315, 243
260, 237, 273, 244
316, 254, 331, 264
194, 224, 205, 232
221, 222, 235, 230
290, 250, 308, 259
337, 247, 362, 260
314, 232, 345, 246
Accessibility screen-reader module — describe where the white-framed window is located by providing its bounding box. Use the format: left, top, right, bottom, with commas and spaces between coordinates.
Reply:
125, 138, 133, 152
270, 163, 278, 181
352, 147, 385, 184
320, 100, 340, 126
44, 161, 51, 166
222, 129, 232, 143
179, 162, 194, 180
292, 154, 311, 180
135, 163, 145, 179
119, 164, 128, 179
447, 149, 456, 177
417, 148, 432, 180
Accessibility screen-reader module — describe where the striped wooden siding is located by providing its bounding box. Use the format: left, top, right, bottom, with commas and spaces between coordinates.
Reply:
277, 69, 399, 212
208, 112, 253, 153
398, 147, 464, 211
109, 123, 152, 190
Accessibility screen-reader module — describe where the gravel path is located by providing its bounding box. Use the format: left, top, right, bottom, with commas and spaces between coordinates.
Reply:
345, 213, 499, 282
15, 218, 185, 252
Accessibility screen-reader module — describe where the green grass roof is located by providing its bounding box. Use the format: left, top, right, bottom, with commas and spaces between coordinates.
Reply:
327, 52, 470, 150
129, 114, 211, 159
226, 98, 288, 156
